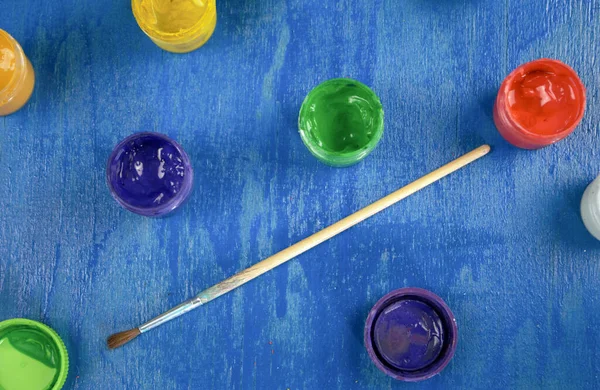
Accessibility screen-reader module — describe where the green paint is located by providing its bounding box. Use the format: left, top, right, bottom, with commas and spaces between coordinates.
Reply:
0, 319, 68, 390
298, 78, 384, 167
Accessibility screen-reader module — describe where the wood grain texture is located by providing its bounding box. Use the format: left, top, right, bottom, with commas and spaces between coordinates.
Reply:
1, 0, 599, 388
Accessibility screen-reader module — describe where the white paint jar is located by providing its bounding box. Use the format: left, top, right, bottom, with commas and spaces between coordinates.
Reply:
581, 175, 600, 240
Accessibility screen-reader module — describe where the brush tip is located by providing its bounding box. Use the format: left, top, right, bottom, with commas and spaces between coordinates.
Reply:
107, 328, 141, 349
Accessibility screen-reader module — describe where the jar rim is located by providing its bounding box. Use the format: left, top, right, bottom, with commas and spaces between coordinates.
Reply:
0, 318, 69, 390
364, 288, 458, 382
498, 58, 586, 141
131, 0, 215, 43
298, 78, 384, 167
0, 29, 28, 104
106, 132, 194, 216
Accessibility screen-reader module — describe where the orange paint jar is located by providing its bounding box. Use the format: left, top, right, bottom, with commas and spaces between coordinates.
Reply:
493, 59, 585, 149
0, 29, 35, 116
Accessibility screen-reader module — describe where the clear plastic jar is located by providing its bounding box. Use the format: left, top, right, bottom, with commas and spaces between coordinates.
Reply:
132, 0, 217, 53
107, 132, 194, 217
0, 29, 35, 116
364, 288, 458, 382
581, 175, 600, 240
298, 78, 384, 167
493, 59, 585, 149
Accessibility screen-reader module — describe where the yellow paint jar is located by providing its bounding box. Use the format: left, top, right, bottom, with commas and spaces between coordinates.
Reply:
132, 0, 217, 53
0, 29, 35, 116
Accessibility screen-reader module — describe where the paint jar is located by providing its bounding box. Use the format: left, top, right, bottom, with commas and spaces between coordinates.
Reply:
581, 174, 600, 240
132, 0, 217, 53
298, 78, 384, 167
493, 59, 585, 149
107, 132, 194, 217
0, 29, 35, 116
0, 318, 69, 390
364, 288, 458, 382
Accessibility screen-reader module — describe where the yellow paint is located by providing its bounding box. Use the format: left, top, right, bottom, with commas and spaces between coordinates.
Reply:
0, 30, 35, 116
132, 0, 217, 53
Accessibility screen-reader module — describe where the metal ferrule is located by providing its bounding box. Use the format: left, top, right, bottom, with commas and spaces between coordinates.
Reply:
139, 296, 204, 333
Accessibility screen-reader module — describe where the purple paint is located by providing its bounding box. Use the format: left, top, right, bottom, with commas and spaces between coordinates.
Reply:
373, 299, 444, 371
107, 132, 193, 217
364, 288, 458, 382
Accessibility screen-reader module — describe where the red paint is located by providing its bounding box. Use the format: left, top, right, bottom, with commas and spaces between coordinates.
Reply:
493, 59, 585, 149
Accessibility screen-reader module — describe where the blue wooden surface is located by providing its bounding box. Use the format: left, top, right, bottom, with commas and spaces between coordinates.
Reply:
1, 0, 600, 388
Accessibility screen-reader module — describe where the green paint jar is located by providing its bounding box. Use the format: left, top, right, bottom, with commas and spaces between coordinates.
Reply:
0, 319, 69, 390
298, 78, 384, 167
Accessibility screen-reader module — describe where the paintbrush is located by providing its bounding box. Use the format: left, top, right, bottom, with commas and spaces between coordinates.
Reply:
108, 145, 490, 349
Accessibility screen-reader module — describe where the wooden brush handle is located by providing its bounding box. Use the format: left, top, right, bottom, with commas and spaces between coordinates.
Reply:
196, 145, 491, 304
140, 145, 490, 333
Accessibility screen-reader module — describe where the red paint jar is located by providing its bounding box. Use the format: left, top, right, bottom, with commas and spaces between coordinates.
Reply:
493, 59, 586, 149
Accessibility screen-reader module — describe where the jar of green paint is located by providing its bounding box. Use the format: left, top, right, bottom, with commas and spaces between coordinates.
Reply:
0, 318, 69, 390
298, 78, 384, 167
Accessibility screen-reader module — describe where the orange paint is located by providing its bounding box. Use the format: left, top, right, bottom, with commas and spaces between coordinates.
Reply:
494, 59, 585, 149
0, 33, 17, 89
0, 29, 35, 116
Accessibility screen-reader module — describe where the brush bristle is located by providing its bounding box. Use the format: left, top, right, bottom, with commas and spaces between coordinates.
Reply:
107, 328, 141, 349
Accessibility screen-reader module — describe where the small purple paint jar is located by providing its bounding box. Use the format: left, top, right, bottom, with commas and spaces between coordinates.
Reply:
364, 288, 458, 382
107, 132, 193, 217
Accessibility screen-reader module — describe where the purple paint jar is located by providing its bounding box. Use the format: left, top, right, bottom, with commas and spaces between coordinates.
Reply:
364, 288, 458, 382
107, 132, 193, 217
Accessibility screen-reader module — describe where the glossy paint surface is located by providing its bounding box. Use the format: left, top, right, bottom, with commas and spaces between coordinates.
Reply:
0, 29, 35, 115
132, 0, 217, 52
373, 299, 445, 371
298, 78, 384, 166
493, 59, 586, 149
107, 132, 193, 216
0, 319, 68, 390
507, 68, 583, 135
0, 31, 17, 90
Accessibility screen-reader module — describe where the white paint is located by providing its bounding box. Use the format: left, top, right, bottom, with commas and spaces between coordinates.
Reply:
581, 175, 600, 240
